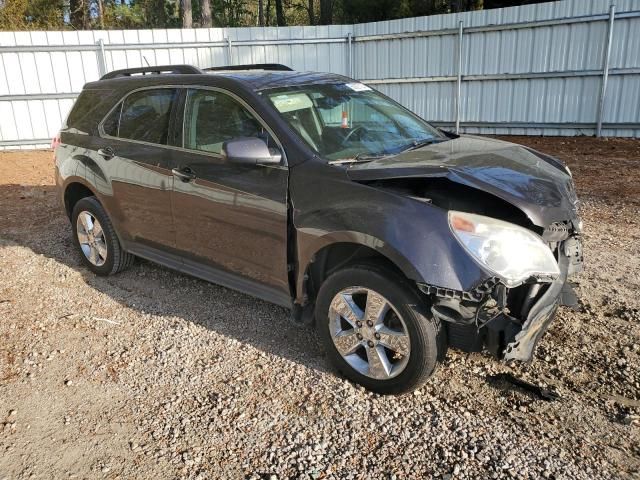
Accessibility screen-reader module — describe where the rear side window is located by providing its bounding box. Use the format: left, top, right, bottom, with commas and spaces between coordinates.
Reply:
103, 88, 177, 145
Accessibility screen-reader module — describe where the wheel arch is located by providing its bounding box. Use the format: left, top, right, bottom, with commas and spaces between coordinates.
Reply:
63, 179, 98, 219
296, 232, 423, 306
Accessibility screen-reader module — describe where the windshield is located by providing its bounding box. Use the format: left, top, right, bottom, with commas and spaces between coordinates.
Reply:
262, 82, 444, 161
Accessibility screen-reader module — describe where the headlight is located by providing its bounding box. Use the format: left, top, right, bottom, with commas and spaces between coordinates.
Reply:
448, 211, 560, 287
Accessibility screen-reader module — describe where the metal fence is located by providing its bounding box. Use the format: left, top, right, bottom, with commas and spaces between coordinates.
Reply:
0, 0, 638, 149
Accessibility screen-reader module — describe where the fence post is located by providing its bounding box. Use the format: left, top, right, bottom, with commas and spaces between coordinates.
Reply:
96, 39, 107, 77
347, 32, 353, 77
227, 37, 234, 65
597, 4, 616, 137
455, 21, 464, 134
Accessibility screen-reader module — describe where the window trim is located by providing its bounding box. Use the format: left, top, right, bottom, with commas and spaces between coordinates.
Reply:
98, 84, 287, 167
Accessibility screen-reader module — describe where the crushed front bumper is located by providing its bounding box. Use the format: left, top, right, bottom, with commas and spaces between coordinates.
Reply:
424, 238, 581, 363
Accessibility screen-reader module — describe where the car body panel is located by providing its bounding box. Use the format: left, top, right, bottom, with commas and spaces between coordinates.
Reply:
346, 135, 578, 228
55, 67, 584, 364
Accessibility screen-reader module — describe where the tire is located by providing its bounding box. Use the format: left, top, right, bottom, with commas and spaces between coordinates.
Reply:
71, 196, 134, 276
315, 262, 444, 395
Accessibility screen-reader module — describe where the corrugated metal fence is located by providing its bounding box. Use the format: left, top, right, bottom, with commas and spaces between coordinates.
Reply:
0, 0, 638, 149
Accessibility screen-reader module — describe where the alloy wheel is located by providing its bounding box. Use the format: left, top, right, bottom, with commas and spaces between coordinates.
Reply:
76, 211, 108, 267
328, 287, 411, 380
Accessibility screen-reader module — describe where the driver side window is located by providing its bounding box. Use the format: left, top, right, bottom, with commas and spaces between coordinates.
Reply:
183, 89, 267, 155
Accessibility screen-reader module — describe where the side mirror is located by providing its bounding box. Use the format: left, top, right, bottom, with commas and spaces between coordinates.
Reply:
222, 137, 282, 166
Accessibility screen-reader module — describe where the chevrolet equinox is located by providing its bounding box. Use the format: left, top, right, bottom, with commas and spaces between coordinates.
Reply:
54, 64, 583, 394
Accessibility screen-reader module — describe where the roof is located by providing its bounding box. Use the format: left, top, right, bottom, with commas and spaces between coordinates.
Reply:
92, 64, 351, 92
208, 70, 352, 90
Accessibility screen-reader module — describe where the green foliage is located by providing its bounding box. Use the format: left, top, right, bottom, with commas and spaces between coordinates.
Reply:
103, 2, 145, 28
0, 0, 65, 30
0, 0, 495, 30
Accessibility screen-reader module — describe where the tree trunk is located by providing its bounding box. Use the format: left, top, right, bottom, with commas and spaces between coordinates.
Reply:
275, 0, 285, 26
258, 0, 264, 26
319, 0, 332, 25
308, 0, 314, 25
70, 0, 90, 29
265, 0, 271, 26
182, 0, 193, 28
97, 0, 104, 29
201, 0, 212, 27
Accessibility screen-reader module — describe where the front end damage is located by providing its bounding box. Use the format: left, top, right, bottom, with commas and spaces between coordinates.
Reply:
419, 227, 583, 362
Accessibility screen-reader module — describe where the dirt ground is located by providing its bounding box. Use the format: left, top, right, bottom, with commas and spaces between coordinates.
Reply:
0, 136, 639, 479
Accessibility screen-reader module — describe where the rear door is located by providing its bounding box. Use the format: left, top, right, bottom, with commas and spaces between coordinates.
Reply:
98, 87, 178, 251
169, 87, 291, 306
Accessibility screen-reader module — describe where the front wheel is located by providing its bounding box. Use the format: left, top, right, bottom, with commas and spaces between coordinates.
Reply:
315, 263, 444, 394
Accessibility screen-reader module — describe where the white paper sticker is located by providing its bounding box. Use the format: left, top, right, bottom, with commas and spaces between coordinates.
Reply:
345, 82, 372, 92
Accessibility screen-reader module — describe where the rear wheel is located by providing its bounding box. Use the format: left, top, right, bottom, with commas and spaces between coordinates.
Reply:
71, 197, 134, 276
315, 263, 443, 394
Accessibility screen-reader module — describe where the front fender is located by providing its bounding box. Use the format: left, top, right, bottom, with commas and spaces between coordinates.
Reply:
291, 161, 492, 302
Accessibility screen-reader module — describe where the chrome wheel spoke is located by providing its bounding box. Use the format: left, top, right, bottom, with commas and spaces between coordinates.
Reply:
330, 293, 364, 329
333, 330, 361, 356
77, 231, 90, 244
92, 221, 103, 238
364, 290, 389, 326
89, 245, 100, 265
377, 326, 410, 357
366, 345, 392, 379
95, 240, 108, 260
80, 212, 93, 232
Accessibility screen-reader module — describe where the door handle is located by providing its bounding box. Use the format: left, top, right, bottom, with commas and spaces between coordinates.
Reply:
172, 167, 196, 182
97, 147, 115, 159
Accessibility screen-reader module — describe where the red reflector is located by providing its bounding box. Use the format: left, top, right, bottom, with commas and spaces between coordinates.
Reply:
51, 135, 61, 161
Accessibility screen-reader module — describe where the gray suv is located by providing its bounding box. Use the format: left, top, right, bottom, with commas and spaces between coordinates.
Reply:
54, 64, 583, 394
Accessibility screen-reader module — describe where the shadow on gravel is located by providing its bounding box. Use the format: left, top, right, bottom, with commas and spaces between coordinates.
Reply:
0, 184, 328, 375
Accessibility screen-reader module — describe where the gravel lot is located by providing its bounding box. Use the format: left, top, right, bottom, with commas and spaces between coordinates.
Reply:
0, 137, 639, 479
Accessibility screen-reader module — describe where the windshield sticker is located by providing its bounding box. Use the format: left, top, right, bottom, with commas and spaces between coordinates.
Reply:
270, 93, 314, 113
345, 82, 372, 92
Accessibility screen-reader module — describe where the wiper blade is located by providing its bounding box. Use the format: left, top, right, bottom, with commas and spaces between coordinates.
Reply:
328, 152, 390, 165
399, 138, 440, 153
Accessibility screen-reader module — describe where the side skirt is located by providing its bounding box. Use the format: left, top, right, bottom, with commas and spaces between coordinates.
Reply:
122, 241, 293, 309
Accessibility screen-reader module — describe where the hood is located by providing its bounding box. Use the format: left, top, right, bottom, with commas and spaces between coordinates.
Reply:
346, 135, 579, 228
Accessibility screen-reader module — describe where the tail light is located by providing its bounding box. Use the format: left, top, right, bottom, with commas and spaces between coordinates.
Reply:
51, 134, 61, 161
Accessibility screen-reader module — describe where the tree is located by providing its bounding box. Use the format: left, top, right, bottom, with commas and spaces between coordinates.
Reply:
307, 0, 314, 24
319, 0, 331, 24
274, 0, 284, 25
201, 0, 212, 26
69, 0, 89, 29
258, 0, 264, 25
181, 0, 192, 27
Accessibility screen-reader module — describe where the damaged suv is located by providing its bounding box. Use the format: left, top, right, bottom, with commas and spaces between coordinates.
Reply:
55, 64, 583, 394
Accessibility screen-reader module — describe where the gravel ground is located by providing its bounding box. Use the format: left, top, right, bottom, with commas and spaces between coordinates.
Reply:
0, 137, 639, 479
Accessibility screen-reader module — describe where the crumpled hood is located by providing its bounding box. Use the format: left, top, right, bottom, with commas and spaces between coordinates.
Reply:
346, 135, 579, 228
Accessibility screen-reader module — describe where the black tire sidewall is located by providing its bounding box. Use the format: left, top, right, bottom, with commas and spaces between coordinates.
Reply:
71, 197, 117, 276
316, 264, 439, 394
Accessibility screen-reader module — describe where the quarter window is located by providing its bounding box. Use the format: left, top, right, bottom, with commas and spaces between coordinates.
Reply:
183, 89, 267, 155
104, 88, 177, 145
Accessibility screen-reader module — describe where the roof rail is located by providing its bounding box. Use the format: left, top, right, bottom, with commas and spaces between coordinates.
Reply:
204, 63, 293, 72
100, 64, 203, 80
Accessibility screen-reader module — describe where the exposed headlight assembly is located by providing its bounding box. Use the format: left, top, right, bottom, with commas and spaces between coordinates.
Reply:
448, 211, 560, 288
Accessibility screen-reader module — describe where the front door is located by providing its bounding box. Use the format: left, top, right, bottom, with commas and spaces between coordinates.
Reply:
170, 88, 290, 306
